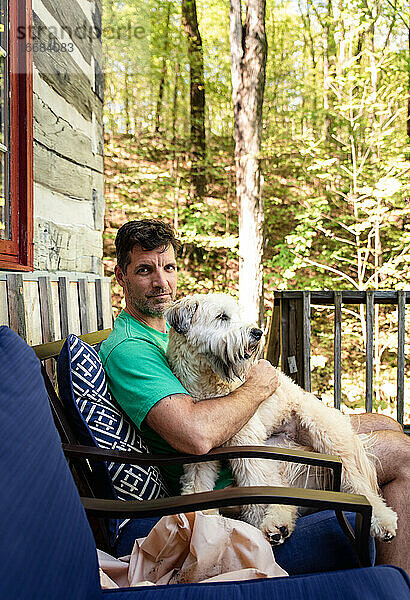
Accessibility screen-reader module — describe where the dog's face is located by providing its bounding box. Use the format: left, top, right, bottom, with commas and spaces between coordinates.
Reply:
165, 293, 263, 381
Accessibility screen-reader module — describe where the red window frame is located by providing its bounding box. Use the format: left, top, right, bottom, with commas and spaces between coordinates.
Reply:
0, 0, 33, 270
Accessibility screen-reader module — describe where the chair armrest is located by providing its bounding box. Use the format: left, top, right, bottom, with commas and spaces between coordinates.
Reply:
32, 329, 112, 360
63, 444, 342, 491
81, 485, 372, 567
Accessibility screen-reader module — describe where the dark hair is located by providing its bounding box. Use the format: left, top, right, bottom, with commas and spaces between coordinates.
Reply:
115, 219, 181, 272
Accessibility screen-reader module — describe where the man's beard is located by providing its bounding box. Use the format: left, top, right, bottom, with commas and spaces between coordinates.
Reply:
126, 282, 173, 317
135, 299, 168, 317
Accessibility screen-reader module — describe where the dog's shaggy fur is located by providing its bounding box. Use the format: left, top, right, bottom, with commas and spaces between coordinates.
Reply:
165, 293, 397, 545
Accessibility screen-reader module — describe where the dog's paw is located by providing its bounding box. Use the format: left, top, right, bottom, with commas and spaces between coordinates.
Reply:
264, 525, 291, 546
261, 506, 296, 546
370, 505, 398, 541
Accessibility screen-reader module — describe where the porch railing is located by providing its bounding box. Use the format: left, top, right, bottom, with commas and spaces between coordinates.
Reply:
0, 273, 113, 346
265, 291, 409, 431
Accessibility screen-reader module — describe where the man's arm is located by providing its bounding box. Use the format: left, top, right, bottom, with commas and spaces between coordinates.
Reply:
145, 360, 279, 454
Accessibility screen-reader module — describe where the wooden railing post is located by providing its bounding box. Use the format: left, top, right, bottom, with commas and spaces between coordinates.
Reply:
285, 295, 299, 384
78, 279, 90, 335
264, 300, 281, 367
95, 278, 105, 331
302, 291, 312, 392
365, 291, 374, 413
279, 292, 289, 374
6, 273, 27, 340
334, 291, 342, 409
397, 291, 406, 426
277, 293, 302, 384
38, 275, 56, 379
38, 276, 55, 344
58, 277, 70, 339
294, 296, 305, 389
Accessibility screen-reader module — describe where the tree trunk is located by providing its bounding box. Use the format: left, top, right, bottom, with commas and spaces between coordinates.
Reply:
181, 0, 206, 201
230, 0, 267, 326
407, 27, 410, 142
154, 1, 171, 135
323, 0, 336, 139
299, 2, 318, 117
124, 66, 130, 135
171, 56, 180, 151
171, 55, 181, 232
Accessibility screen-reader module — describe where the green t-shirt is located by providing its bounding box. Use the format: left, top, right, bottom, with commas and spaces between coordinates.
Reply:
99, 310, 233, 495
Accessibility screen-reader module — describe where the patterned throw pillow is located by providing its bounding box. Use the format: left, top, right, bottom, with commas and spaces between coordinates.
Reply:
56, 334, 168, 536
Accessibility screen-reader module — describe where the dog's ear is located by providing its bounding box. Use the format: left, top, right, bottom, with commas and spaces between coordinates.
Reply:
166, 298, 198, 334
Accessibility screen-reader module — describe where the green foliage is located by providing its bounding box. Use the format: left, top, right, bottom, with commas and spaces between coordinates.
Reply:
103, 0, 409, 417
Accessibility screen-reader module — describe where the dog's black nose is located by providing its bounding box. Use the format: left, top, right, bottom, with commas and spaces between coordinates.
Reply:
250, 328, 263, 340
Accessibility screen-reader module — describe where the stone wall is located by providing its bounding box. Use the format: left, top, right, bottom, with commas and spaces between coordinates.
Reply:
32, 0, 104, 275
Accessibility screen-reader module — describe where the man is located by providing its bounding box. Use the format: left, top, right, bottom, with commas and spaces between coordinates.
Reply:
100, 219, 409, 572
99, 219, 279, 496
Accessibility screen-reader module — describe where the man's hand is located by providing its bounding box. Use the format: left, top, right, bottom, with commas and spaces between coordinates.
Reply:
244, 359, 280, 400
146, 360, 280, 455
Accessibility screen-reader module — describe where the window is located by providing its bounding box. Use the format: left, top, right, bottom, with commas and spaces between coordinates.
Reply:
0, 0, 33, 270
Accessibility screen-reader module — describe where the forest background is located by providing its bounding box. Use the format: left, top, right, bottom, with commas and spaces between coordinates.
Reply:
102, 0, 409, 419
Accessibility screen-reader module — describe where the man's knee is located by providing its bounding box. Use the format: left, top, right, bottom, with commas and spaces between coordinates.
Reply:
368, 429, 410, 485
350, 412, 403, 435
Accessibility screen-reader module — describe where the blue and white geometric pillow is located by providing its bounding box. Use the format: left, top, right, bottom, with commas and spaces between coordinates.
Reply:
56, 334, 168, 514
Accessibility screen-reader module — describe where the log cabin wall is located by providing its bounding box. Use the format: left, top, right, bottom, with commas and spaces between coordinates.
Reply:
32, 0, 104, 275
2, 0, 111, 341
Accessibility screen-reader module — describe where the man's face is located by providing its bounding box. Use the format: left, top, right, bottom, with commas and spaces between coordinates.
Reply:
115, 245, 178, 317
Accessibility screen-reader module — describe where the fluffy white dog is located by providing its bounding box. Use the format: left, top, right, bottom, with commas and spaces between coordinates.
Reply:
165, 292, 398, 545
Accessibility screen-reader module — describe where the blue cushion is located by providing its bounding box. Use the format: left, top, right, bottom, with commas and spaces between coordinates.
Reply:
0, 326, 102, 600
102, 566, 410, 599
115, 516, 163, 557
273, 510, 375, 574
115, 511, 375, 575
57, 334, 168, 542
